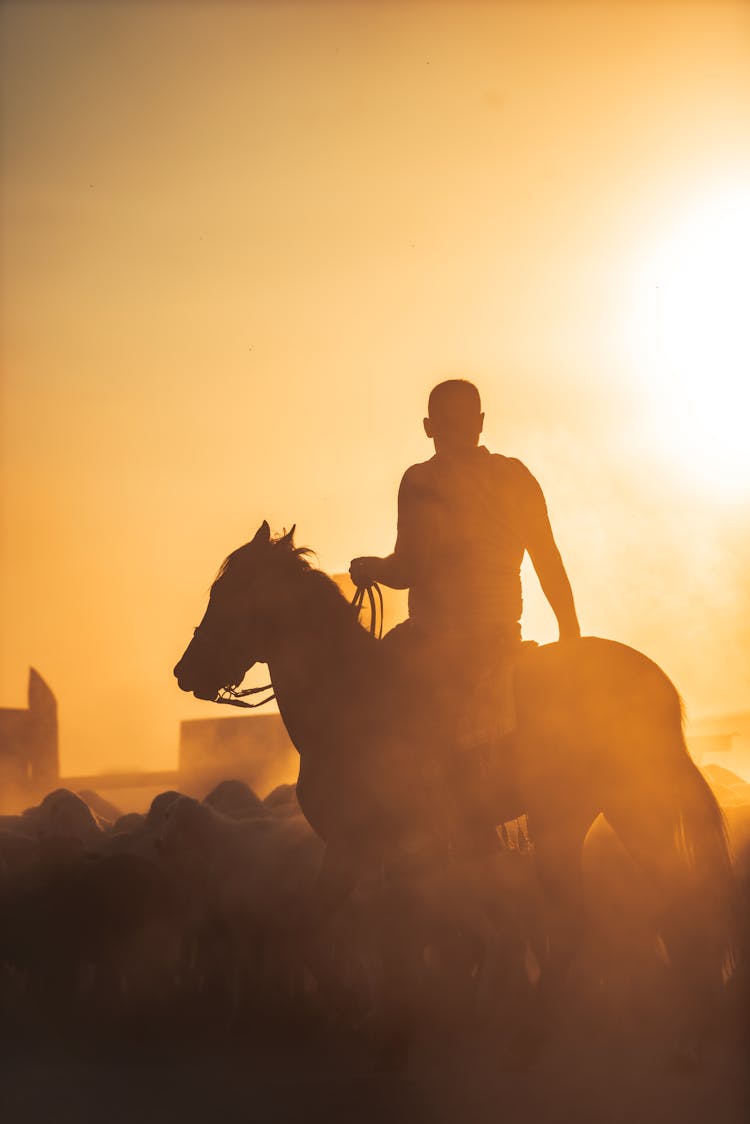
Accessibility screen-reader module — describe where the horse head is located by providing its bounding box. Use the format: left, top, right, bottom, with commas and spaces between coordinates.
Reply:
173, 520, 298, 701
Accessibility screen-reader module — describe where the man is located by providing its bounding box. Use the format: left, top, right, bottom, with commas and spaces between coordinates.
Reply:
350, 378, 579, 647
350, 379, 580, 848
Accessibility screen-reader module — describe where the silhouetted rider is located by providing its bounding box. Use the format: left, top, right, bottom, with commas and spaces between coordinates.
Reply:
350, 379, 580, 646
350, 380, 580, 854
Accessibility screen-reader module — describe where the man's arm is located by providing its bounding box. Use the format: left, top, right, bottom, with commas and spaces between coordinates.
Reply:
522, 471, 581, 641
349, 551, 410, 590
350, 468, 420, 590
527, 538, 580, 641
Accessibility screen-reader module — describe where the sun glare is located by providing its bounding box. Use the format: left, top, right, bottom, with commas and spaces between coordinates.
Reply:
629, 185, 750, 495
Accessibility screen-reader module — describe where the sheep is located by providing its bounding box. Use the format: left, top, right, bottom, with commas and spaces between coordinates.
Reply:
203, 779, 266, 819
23, 789, 105, 849
0, 842, 186, 1033
264, 783, 302, 819
0, 830, 40, 880
111, 812, 147, 836
151, 795, 328, 1017
76, 788, 123, 827
0, 776, 642, 1052
144, 789, 183, 833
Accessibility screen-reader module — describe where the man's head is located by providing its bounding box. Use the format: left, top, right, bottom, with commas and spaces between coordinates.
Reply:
424, 379, 484, 451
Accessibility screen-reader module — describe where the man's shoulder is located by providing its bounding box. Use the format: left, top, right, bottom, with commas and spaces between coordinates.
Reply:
400, 450, 542, 495
399, 457, 437, 490
486, 451, 536, 482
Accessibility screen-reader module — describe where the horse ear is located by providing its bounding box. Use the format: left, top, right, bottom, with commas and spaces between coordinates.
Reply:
252, 521, 271, 545
279, 524, 296, 548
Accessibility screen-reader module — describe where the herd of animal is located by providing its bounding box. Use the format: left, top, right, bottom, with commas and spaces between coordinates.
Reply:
0, 777, 747, 1057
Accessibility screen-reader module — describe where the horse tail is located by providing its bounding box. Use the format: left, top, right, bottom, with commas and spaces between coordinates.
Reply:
671, 739, 737, 975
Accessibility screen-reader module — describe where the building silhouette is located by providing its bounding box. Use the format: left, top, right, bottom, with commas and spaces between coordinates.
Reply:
0, 668, 59, 811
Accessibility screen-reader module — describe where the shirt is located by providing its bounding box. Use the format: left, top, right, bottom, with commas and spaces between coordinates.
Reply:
394, 446, 552, 635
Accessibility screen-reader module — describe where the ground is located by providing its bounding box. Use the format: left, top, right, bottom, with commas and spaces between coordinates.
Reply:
2, 1003, 746, 1124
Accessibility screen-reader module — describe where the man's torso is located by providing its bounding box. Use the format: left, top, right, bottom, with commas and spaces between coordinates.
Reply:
397, 446, 543, 637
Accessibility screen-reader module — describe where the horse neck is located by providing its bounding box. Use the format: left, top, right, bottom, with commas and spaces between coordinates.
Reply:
265, 572, 374, 746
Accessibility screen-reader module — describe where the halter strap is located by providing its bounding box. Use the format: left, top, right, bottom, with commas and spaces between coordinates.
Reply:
215, 683, 277, 709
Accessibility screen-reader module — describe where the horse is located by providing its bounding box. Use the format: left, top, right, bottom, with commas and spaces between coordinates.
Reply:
174, 521, 735, 1063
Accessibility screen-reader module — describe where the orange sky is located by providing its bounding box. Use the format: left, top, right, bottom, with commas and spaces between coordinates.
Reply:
1, 0, 749, 778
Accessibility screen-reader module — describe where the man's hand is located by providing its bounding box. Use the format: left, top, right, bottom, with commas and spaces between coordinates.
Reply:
349, 556, 382, 588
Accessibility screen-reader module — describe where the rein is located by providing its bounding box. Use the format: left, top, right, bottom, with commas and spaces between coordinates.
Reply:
351, 581, 384, 640
213, 580, 384, 709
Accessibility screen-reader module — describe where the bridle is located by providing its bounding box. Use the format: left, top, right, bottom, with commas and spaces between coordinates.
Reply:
216, 682, 278, 709
200, 581, 384, 710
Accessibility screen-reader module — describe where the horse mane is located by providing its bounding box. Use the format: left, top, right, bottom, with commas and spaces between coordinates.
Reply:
212, 532, 366, 634
212, 535, 314, 587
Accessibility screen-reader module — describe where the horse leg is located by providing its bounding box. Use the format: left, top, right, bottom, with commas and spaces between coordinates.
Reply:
505, 806, 594, 1066
371, 875, 430, 1069
602, 787, 732, 1069
372, 841, 465, 1070
298, 844, 368, 1025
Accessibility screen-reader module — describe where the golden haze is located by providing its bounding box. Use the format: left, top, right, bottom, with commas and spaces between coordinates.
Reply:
1, 1, 749, 778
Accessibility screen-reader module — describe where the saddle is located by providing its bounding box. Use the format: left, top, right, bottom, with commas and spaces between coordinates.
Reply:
454, 639, 538, 756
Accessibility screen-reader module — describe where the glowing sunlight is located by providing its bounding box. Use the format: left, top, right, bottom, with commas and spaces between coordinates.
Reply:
630, 184, 750, 493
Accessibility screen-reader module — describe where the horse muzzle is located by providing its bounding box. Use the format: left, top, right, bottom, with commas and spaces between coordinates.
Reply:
173, 659, 214, 700
191, 685, 221, 701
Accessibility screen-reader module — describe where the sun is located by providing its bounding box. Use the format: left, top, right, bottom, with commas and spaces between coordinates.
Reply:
628, 185, 750, 495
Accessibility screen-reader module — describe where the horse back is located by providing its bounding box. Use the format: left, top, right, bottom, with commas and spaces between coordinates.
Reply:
513, 636, 684, 755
